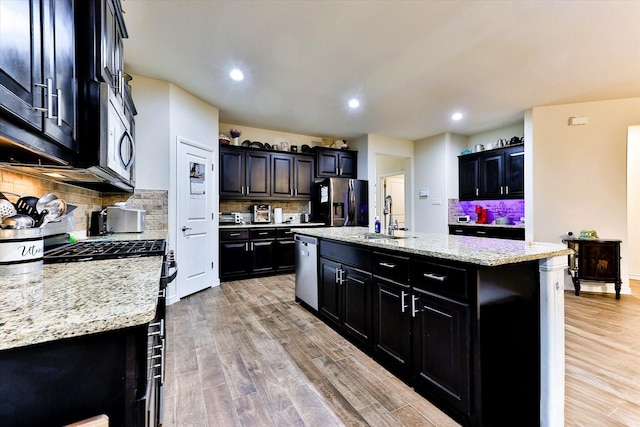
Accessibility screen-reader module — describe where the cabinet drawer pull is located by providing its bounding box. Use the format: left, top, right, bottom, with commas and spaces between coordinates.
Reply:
229, 233, 240, 236
423, 272, 446, 282
401, 290, 408, 313
379, 262, 396, 269
476, 231, 487, 235
258, 232, 268, 235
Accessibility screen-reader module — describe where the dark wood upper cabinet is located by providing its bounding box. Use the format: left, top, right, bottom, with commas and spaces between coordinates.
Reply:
314, 147, 357, 178
220, 146, 314, 201
458, 144, 524, 200
271, 153, 315, 199
219, 146, 270, 199
0, 0, 77, 161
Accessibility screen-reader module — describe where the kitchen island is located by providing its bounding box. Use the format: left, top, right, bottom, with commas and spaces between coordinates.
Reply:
292, 226, 570, 427
0, 231, 167, 427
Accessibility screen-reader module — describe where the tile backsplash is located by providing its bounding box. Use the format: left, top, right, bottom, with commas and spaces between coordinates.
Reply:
0, 169, 168, 233
449, 198, 525, 225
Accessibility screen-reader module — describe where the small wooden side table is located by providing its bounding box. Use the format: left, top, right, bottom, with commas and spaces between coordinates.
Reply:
562, 238, 622, 299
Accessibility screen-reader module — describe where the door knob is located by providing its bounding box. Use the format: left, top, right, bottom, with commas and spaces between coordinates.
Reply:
181, 226, 192, 232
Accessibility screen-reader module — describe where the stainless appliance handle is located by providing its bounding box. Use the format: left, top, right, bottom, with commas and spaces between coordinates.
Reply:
119, 130, 135, 170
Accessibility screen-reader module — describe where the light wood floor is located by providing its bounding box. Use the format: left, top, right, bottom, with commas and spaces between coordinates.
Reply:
162, 276, 640, 426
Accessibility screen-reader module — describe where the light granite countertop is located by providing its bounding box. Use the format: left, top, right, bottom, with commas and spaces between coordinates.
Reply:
220, 222, 325, 229
447, 222, 525, 229
0, 231, 168, 351
292, 226, 571, 267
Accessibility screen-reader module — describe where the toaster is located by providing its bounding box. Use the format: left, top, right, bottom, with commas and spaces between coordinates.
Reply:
219, 212, 243, 224
106, 206, 146, 233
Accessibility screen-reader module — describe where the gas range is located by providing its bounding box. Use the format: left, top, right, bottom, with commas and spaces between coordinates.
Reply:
43, 239, 166, 264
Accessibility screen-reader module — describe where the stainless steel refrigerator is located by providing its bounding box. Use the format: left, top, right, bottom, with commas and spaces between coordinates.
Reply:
311, 178, 368, 226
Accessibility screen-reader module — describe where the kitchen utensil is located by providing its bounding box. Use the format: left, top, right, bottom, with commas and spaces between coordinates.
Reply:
0, 200, 18, 219
36, 193, 58, 214
36, 199, 67, 227
474, 144, 484, 152
1, 214, 36, 229
15, 196, 39, 219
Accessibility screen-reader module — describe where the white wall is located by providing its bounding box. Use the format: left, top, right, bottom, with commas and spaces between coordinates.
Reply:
628, 126, 640, 278
361, 134, 414, 231
219, 123, 321, 149
131, 75, 220, 303
414, 133, 467, 234
468, 122, 524, 150
131, 76, 171, 189
530, 97, 640, 295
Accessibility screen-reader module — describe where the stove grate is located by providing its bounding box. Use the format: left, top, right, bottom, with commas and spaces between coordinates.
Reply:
43, 239, 166, 263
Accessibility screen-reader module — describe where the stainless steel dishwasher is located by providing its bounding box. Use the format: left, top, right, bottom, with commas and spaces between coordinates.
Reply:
294, 234, 318, 310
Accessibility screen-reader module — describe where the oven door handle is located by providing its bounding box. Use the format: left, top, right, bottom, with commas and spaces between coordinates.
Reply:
167, 250, 178, 284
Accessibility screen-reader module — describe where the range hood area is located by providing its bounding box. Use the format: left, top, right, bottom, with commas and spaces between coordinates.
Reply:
0, 137, 133, 193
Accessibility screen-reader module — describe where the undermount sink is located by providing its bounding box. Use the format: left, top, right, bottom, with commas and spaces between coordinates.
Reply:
353, 233, 413, 240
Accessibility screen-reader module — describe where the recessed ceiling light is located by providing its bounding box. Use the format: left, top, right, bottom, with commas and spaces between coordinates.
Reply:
451, 112, 463, 121
348, 99, 360, 109
229, 68, 244, 81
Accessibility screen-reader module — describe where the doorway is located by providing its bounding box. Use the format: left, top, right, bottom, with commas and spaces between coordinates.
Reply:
627, 126, 640, 279
176, 137, 216, 298
380, 174, 405, 231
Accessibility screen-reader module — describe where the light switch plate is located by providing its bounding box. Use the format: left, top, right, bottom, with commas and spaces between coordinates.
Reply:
431, 198, 442, 205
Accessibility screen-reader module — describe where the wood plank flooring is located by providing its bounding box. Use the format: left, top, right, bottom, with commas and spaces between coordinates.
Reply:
162, 275, 640, 426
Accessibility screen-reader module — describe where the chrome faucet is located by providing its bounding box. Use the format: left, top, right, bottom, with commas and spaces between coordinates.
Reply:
384, 195, 398, 234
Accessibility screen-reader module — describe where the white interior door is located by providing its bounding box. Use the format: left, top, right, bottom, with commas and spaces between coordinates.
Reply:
177, 139, 215, 298
384, 174, 405, 229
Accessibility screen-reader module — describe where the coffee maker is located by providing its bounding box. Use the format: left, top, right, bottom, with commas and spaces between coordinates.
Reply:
475, 205, 489, 224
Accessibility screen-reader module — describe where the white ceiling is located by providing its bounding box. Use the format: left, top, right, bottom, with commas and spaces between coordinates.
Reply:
121, 0, 640, 141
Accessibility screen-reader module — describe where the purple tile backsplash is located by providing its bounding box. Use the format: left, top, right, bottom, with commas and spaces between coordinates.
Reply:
448, 199, 525, 225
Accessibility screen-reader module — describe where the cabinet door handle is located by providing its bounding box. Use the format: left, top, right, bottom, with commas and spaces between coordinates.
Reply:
475, 188, 479, 196
335, 268, 340, 284
400, 291, 408, 313
505, 186, 509, 195
335, 167, 339, 175
34, 78, 61, 125
510, 152, 525, 157
290, 188, 294, 196
245, 242, 249, 252
411, 295, 419, 317
500, 186, 504, 195
379, 262, 396, 269
423, 272, 446, 282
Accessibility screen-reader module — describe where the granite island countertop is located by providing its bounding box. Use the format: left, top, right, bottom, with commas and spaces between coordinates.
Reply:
0, 230, 168, 351
220, 222, 325, 229
292, 226, 571, 267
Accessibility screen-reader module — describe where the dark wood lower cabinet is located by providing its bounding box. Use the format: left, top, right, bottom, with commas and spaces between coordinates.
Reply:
309, 238, 541, 427
373, 278, 411, 380
251, 240, 274, 274
0, 326, 146, 427
319, 247, 372, 348
219, 227, 304, 280
411, 289, 470, 415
